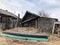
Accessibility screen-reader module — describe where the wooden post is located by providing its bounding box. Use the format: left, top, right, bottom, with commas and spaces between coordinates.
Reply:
52, 22, 55, 34
58, 26, 60, 37
58, 28, 59, 37
35, 20, 38, 28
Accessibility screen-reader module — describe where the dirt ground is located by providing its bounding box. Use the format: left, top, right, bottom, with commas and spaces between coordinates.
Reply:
0, 27, 60, 45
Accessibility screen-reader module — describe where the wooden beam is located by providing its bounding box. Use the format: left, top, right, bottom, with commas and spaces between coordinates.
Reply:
54, 22, 60, 24
52, 23, 55, 34
52, 22, 60, 34
22, 17, 37, 23
3, 32, 48, 37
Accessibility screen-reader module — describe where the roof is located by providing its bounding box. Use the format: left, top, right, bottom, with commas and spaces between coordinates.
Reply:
25, 11, 40, 17
22, 11, 58, 23
0, 9, 17, 18
22, 11, 58, 20
54, 21, 60, 24
22, 11, 40, 19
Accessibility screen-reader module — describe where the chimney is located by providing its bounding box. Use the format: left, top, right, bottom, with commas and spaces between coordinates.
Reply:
17, 14, 20, 27
18, 14, 20, 18
5, 10, 8, 12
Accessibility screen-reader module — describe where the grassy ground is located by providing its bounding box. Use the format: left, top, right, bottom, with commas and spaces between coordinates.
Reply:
0, 27, 60, 45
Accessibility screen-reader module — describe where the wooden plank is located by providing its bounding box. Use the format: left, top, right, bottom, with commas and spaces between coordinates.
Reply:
3, 32, 48, 37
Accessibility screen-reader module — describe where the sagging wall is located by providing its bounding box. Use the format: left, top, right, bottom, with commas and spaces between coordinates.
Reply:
37, 18, 57, 33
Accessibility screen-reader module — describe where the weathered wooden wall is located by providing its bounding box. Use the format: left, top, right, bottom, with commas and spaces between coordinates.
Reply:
0, 15, 17, 30
37, 18, 57, 33
22, 18, 38, 28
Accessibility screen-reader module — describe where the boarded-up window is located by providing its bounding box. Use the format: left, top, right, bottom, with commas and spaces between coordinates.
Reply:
2, 17, 6, 23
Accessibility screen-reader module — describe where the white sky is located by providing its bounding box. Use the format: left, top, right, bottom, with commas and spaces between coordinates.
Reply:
0, 0, 60, 20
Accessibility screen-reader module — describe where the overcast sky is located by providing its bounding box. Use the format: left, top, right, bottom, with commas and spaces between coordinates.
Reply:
0, 0, 60, 20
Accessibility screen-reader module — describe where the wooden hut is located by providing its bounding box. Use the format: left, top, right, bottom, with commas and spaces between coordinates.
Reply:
0, 9, 18, 30
21, 11, 58, 33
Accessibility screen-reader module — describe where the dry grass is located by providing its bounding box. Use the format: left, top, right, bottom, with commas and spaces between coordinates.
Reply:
0, 27, 60, 45
5, 27, 39, 33
0, 35, 60, 45
0, 36, 47, 45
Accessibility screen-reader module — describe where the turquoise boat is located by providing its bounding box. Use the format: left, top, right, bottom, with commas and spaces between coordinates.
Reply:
1, 33, 48, 42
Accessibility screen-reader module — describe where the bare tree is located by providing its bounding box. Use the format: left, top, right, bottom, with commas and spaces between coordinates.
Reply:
39, 10, 49, 17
